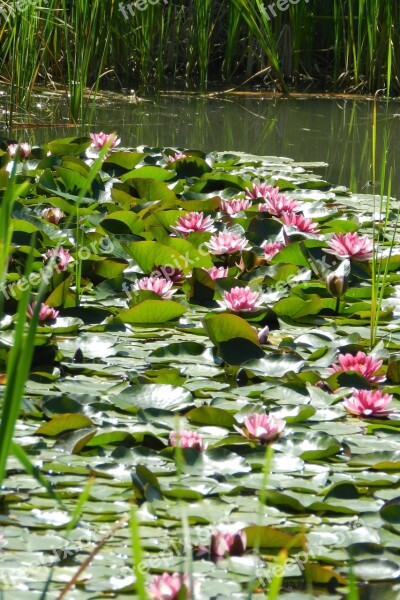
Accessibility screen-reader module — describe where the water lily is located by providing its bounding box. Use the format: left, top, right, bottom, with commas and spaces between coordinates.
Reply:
210, 526, 247, 558
220, 198, 252, 215
261, 241, 285, 261
324, 232, 373, 261
342, 388, 393, 417
330, 351, 385, 383
259, 194, 301, 216
89, 132, 120, 150
45, 247, 74, 272
245, 183, 278, 200
135, 276, 175, 299
205, 266, 229, 279
281, 212, 320, 234
169, 430, 205, 451
27, 302, 59, 322
166, 152, 187, 163
171, 211, 215, 236
206, 231, 249, 255
7, 143, 31, 159
220, 286, 262, 312
236, 413, 286, 442
41, 207, 65, 224
148, 572, 190, 600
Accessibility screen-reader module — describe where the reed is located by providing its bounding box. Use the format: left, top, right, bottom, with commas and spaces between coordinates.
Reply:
1, 0, 399, 123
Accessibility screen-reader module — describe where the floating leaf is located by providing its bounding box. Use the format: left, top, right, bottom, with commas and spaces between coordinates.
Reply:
119, 300, 186, 323
36, 413, 93, 436
111, 384, 193, 412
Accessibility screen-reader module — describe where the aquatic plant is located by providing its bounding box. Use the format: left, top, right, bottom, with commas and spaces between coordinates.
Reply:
206, 231, 249, 254
27, 302, 59, 322
210, 526, 246, 558
330, 351, 385, 384
90, 132, 121, 150
261, 241, 286, 261
325, 232, 374, 261
1, 137, 400, 598
259, 194, 301, 216
205, 266, 229, 279
281, 211, 320, 234
45, 247, 74, 272
342, 389, 393, 417
220, 198, 253, 215
235, 413, 286, 443
135, 276, 176, 299
169, 430, 205, 452
148, 572, 190, 600
219, 286, 262, 312
171, 211, 215, 236
7, 143, 31, 158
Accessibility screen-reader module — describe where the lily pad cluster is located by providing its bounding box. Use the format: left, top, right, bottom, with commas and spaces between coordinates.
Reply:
1, 136, 400, 599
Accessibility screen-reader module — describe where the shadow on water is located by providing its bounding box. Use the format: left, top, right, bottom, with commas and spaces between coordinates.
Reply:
3, 92, 400, 194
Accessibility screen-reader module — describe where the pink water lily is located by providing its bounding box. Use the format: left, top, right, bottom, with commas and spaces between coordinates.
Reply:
166, 152, 187, 163
205, 266, 229, 279
211, 526, 247, 558
89, 132, 120, 150
259, 194, 301, 216
220, 198, 252, 215
324, 232, 374, 261
148, 572, 190, 600
245, 183, 278, 200
236, 413, 286, 442
206, 231, 249, 255
41, 207, 65, 224
7, 143, 31, 159
220, 286, 262, 312
169, 430, 205, 451
27, 302, 59, 322
342, 389, 393, 417
261, 241, 286, 261
135, 276, 175, 299
281, 212, 320, 234
329, 351, 385, 383
46, 247, 74, 272
171, 211, 215, 236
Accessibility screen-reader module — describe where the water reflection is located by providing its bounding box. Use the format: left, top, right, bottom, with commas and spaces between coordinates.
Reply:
7, 94, 400, 193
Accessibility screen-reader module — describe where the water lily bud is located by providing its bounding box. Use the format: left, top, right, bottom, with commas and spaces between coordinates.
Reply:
326, 272, 348, 298
325, 259, 350, 298
257, 325, 269, 345
210, 527, 246, 558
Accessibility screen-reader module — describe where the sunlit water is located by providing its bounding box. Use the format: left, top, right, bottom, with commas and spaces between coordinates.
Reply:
4, 93, 400, 194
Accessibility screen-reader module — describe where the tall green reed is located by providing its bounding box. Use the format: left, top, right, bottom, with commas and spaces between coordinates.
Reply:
1, 0, 400, 125
59, 0, 114, 123
0, 143, 110, 490
187, 0, 216, 89
369, 98, 398, 349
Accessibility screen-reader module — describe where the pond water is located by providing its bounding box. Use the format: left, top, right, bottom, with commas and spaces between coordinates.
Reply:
10, 94, 400, 195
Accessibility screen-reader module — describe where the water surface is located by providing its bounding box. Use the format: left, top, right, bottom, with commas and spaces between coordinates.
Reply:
8, 94, 400, 193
